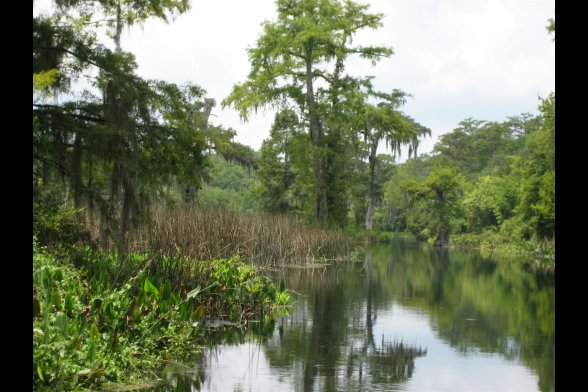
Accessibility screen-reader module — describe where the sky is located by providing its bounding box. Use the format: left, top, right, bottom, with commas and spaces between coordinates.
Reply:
35, 0, 555, 160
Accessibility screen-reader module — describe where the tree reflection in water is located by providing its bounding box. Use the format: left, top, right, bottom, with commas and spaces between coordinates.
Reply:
261, 247, 428, 391
141, 236, 553, 392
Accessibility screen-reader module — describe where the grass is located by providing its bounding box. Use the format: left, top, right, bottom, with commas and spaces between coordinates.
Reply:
125, 207, 349, 267
450, 232, 555, 272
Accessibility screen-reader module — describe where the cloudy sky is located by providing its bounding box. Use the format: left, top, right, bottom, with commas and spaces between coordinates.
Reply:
36, 0, 555, 159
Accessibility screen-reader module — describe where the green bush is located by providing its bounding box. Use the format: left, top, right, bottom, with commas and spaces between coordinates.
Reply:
199, 256, 290, 321
33, 195, 90, 248
500, 216, 532, 241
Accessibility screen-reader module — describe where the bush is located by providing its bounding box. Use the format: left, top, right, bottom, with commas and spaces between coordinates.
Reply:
500, 216, 532, 241
33, 195, 90, 247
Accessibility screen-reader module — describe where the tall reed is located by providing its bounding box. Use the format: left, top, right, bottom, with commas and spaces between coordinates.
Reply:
128, 206, 348, 266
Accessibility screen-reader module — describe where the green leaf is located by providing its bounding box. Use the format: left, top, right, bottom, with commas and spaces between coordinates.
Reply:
33, 69, 59, 92
187, 285, 201, 299
194, 304, 203, 320
143, 278, 159, 299
37, 365, 44, 382
162, 280, 172, 301
90, 323, 99, 340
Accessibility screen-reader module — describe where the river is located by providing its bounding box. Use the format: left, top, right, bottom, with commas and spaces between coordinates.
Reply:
147, 236, 555, 392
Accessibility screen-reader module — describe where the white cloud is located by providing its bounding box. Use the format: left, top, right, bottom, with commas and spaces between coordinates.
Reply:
354, 0, 555, 158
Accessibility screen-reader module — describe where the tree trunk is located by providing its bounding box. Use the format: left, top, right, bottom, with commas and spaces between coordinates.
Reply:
70, 132, 83, 208
202, 98, 215, 126
434, 191, 449, 246
305, 48, 328, 227
185, 98, 215, 204
104, 74, 136, 260
114, 0, 122, 52
121, 175, 134, 235
365, 198, 374, 230
365, 139, 378, 230
87, 152, 94, 223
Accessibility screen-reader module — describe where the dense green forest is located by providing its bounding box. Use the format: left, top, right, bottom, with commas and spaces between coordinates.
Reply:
33, 0, 554, 389
381, 99, 554, 260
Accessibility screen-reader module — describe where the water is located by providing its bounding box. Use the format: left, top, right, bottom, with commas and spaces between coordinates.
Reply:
148, 237, 555, 392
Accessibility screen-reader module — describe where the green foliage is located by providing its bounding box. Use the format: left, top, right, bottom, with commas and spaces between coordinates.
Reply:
433, 118, 518, 177
354, 88, 431, 230
196, 155, 259, 211
547, 17, 555, 41
33, 69, 60, 94
382, 156, 431, 232
450, 232, 554, 270
201, 256, 291, 321
33, 239, 291, 391
33, 0, 211, 259
255, 109, 317, 216
463, 175, 517, 231
223, 0, 390, 119
400, 165, 464, 244
511, 94, 555, 239
223, 0, 394, 227
33, 192, 91, 247
382, 90, 555, 255
32, 202, 296, 390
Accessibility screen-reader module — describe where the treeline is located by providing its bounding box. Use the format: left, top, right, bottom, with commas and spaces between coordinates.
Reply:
207, 92, 555, 264
220, 0, 555, 258
32, 0, 554, 256
374, 96, 555, 262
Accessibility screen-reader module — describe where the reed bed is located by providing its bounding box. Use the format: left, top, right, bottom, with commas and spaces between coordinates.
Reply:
129, 207, 349, 267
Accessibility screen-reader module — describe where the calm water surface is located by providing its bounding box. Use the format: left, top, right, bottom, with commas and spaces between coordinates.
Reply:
148, 237, 554, 392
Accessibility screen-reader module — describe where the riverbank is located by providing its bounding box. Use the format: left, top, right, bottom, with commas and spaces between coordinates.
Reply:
33, 239, 290, 391
350, 228, 554, 272
347, 229, 416, 244
117, 207, 348, 267
449, 232, 555, 271
33, 201, 357, 390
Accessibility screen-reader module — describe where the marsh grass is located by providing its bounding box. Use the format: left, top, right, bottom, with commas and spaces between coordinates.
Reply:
126, 207, 348, 267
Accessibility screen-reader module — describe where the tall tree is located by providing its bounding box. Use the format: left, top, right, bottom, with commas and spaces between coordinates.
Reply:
401, 165, 463, 246
512, 93, 555, 240
358, 89, 431, 230
33, 0, 213, 259
95, 0, 189, 253
256, 109, 305, 212
223, 0, 392, 227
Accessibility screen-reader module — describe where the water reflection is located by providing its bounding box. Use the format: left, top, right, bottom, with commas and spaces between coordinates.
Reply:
260, 249, 428, 391
140, 237, 554, 392
371, 239, 554, 392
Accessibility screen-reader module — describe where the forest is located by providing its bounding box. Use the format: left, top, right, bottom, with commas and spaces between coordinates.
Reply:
33, 0, 554, 390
